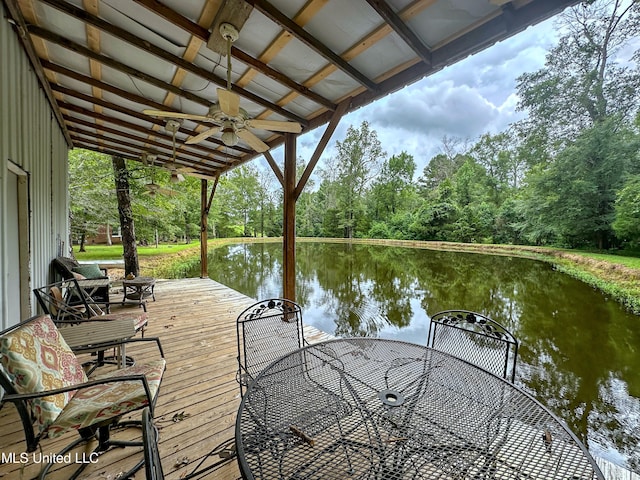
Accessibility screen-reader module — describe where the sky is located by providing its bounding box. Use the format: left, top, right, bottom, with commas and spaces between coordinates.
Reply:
262, 10, 563, 182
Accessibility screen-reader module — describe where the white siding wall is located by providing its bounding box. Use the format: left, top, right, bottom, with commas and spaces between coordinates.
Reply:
0, 3, 70, 329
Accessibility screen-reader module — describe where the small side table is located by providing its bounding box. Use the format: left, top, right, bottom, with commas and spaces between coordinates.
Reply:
122, 276, 156, 306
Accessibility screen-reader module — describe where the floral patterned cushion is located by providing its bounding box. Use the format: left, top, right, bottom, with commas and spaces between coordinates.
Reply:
47, 359, 166, 438
0, 315, 87, 435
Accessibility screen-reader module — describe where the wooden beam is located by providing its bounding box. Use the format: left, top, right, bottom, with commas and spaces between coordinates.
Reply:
230, 47, 335, 110
62, 112, 232, 170
35, 0, 309, 126
363, 0, 432, 66
263, 151, 284, 187
67, 129, 227, 170
246, 0, 377, 91
282, 133, 297, 302
294, 97, 350, 199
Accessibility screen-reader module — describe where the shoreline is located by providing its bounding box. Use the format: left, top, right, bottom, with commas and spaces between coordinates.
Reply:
94, 237, 640, 316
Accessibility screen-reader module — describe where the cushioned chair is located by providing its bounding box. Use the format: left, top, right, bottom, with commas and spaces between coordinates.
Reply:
427, 310, 518, 382
0, 315, 165, 479
236, 298, 304, 397
34, 278, 148, 373
52, 256, 110, 304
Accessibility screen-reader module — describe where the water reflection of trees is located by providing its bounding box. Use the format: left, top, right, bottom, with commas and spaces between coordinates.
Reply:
204, 241, 640, 472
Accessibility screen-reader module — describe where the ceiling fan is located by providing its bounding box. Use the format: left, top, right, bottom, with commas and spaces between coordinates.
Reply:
143, 163, 179, 197
143, 23, 301, 153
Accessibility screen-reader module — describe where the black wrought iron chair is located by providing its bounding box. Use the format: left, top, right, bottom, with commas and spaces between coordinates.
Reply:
0, 315, 165, 479
34, 278, 148, 373
236, 298, 304, 397
142, 407, 165, 480
427, 310, 518, 382
34, 278, 148, 332
52, 256, 111, 304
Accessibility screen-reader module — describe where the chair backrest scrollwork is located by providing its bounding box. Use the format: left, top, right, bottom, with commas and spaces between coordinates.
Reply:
427, 310, 518, 382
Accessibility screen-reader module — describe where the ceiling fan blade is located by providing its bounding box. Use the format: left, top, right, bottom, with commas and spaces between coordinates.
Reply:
246, 119, 302, 133
185, 171, 218, 181
158, 188, 179, 196
143, 109, 211, 122
237, 129, 269, 152
217, 88, 240, 117
186, 126, 222, 144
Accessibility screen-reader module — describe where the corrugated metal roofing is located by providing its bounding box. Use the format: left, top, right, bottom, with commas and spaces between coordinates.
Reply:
3, 0, 579, 179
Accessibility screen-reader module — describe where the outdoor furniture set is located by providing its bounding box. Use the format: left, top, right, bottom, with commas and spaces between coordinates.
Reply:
0, 257, 164, 479
232, 304, 603, 479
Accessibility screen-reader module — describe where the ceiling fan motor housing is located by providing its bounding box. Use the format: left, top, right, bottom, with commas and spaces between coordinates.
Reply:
219, 23, 239, 43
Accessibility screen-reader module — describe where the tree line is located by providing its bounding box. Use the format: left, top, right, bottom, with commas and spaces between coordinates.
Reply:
70, 0, 640, 252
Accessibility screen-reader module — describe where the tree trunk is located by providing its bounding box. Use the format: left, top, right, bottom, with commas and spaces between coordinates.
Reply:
79, 231, 86, 252
112, 156, 139, 276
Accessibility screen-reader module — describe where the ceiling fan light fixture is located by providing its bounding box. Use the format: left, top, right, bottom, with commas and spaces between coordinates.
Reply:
221, 126, 238, 147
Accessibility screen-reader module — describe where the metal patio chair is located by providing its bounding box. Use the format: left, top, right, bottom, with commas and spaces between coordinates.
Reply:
427, 310, 518, 382
0, 315, 165, 479
52, 256, 111, 304
34, 278, 148, 332
236, 298, 305, 397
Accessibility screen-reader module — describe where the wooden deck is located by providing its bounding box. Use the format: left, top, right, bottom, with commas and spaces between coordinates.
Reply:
0, 277, 309, 480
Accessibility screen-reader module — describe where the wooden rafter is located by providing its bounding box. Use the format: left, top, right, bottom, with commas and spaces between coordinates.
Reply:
363, 0, 432, 66
245, 0, 377, 91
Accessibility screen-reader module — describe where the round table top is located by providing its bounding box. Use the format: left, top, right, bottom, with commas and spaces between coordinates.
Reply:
236, 337, 603, 480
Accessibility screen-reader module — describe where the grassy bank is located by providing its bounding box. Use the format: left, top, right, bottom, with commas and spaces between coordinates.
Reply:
75, 238, 640, 315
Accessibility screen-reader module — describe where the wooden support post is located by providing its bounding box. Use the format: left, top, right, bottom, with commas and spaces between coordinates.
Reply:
200, 179, 208, 278
283, 133, 297, 302
200, 175, 219, 279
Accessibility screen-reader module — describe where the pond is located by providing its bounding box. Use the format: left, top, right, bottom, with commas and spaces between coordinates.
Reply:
191, 241, 640, 473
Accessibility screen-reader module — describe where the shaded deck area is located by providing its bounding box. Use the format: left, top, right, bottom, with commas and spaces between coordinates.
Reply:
0, 278, 330, 480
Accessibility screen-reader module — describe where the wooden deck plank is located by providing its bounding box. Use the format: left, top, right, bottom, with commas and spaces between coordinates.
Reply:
0, 278, 255, 480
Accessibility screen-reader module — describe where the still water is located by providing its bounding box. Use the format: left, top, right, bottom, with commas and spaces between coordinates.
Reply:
196, 241, 640, 472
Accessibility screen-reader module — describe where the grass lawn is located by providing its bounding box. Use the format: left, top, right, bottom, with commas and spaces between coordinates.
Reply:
73, 242, 200, 260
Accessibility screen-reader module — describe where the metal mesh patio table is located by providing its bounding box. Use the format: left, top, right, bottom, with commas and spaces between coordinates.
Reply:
235, 338, 604, 480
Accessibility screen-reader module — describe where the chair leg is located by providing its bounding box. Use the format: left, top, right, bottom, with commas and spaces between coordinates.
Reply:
37, 420, 145, 479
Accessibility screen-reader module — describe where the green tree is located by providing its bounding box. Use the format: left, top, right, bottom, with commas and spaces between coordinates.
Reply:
68, 150, 118, 250
333, 121, 385, 238
613, 174, 640, 246
369, 151, 416, 220
521, 119, 637, 248
516, 0, 640, 143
